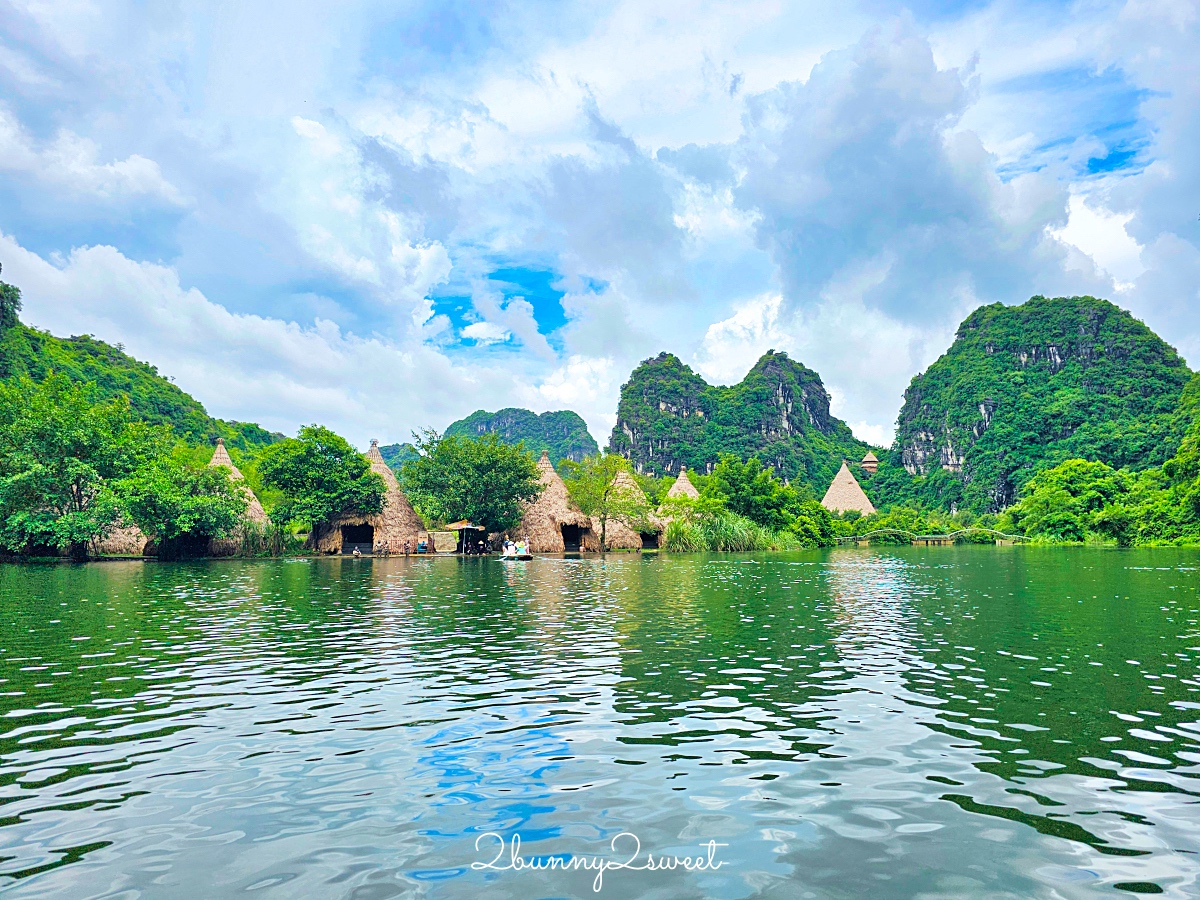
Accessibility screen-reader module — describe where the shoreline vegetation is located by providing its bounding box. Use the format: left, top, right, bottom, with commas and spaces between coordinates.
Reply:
1, 271, 1198, 560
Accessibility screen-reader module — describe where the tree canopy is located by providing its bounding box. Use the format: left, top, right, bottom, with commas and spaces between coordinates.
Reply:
0, 374, 160, 557
119, 453, 247, 558
562, 453, 651, 551
400, 431, 542, 533
258, 426, 384, 535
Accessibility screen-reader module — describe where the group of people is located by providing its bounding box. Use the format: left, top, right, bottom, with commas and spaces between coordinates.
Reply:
501, 539, 530, 557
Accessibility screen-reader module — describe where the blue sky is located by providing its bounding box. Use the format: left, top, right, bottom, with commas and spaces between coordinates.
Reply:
1, 0, 1197, 449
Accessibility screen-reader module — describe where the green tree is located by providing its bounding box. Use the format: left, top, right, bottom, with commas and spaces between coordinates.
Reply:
562, 453, 651, 552
258, 425, 384, 541
118, 454, 247, 558
0, 265, 21, 332
400, 430, 542, 534
0, 374, 160, 558
707, 454, 798, 530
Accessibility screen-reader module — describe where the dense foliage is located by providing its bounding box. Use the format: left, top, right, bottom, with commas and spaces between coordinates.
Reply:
258, 426, 384, 537
118, 453, 247, 558
891, 296, 1193, 512
378, 442, 419, 470
609, 351, 870, 490
0, 266, 20, 333
997, 424, 1200, 547
400, 431, 542, 533
0, 283, 281, 450
0, 375, 159, 557
446, 408, 598, 464
562, 454, 651, 551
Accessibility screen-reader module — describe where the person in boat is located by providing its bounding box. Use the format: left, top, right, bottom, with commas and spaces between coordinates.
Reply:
352, 547, 362, 558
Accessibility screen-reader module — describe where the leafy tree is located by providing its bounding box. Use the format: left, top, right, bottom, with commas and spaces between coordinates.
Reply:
400, 430, 542, 533
0, 374, 160, 558
1002, 459, 1129, 543
118, 453, 247, 558
707, 454, 796, 530
258, 425, 384, 540
562, 453, 651, 551
0, 265, 21, 332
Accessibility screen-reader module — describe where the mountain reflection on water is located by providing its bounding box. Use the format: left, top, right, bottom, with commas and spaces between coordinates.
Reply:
0, 549, 1196, 898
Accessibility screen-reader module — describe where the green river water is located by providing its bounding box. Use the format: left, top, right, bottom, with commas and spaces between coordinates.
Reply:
0, 548, 1197, 898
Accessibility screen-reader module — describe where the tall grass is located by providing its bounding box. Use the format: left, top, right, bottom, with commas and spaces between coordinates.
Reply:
663, 513, 804, 552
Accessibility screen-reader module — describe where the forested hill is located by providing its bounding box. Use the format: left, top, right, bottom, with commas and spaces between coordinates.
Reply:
445, 408, 598, 463
608, 350, 869, 490
889, 295, 1193, 511
0, 319, 282, 450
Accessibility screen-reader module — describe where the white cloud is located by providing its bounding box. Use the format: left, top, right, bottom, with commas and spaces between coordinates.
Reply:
0, 233, 545, 446
0, 105, 184, 204
462, 321, 510, 343
1049, 192, 1144, 289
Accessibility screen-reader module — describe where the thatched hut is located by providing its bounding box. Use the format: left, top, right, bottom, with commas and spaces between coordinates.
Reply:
582, 470, 661, 551
861, 451, 879, 474
666, 466, 699, 500
208, 438, 270, 556
821, 461, 876, 515
315, 440, 426, 554
515, 450, 594, 552
92, 523, 149, 557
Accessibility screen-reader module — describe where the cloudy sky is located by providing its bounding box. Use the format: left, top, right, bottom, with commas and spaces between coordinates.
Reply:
1, 0, 1197, 449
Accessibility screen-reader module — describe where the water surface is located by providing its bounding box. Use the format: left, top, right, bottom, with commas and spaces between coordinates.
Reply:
0, 548, 1198, 897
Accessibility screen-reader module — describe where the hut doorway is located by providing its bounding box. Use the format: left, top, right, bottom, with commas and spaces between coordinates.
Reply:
640, 532, 659, 550
560, 524, 583, 552
341, 523, 374, 555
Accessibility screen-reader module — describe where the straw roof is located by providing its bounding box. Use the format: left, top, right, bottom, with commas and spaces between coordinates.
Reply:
315, 440, 426, 553
209, 438, 268, 524
584, 469, 655, 550
862, 451, 878, 464
93, 523, 149, 557
821, 461, 876, 515
515, 450, 592, 552
666, 466, 699, 500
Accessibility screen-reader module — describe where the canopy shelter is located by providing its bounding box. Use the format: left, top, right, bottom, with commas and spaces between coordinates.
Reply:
446, 520, 487, 553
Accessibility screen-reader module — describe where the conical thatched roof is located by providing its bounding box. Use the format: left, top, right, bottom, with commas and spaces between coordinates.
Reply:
821, 461, 876, 515
516, 450, 592, 552
315, 440, 426, 553
862, 451, 878, 464
208, 438, 267, 524
585, 470, 655, 550
666, 466, 699, 500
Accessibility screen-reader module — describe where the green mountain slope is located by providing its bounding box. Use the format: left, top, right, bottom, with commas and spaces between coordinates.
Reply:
892, 295, 1193, 511
444, 408, 598, 463
0, 321, 282, 450
378, 442, 419, 470
608, 350, 869, 490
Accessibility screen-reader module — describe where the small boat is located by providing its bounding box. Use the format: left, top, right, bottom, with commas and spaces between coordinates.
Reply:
500, 553, 534, 561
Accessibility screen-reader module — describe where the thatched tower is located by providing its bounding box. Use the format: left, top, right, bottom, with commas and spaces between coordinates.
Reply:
861, 451, 879, 474
209, 438, 268, 522
315, 440, 426, 554
666, 466, 699, 500
208, 437, 270, 556
582, 469, 660, 551
821, 461, 876, 515
516, 450, 594, 552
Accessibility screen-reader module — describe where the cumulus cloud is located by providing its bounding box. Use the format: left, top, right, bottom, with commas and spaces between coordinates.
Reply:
0, 0, 1195, 451
0, 104, 184, 204
0, 232, 552, 446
